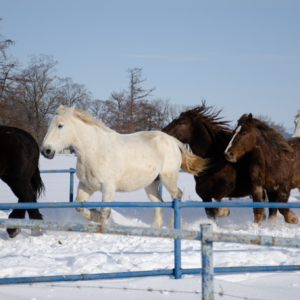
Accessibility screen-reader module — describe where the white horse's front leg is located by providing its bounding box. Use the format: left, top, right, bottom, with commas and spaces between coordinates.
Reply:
100, 183, 116, 225
75, 182, 99, 222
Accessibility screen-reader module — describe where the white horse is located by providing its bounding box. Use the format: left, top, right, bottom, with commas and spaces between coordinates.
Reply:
41, 105, 207, 227
293, 110, 300, 137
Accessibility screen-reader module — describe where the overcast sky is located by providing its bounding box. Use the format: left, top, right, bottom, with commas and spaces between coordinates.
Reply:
1, 0, 299, 132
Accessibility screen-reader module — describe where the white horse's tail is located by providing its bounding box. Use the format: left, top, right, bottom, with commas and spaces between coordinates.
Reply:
174, 139, 208, 176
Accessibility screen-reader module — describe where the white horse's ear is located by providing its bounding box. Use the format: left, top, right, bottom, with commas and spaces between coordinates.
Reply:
65, 105, 75, 117
55, 104, 64, 115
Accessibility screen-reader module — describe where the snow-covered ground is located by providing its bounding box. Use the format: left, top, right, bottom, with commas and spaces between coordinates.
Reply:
1, 155, 300, 299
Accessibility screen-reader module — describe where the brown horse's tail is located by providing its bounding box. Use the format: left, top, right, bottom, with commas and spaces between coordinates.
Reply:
174, 138, 208, 176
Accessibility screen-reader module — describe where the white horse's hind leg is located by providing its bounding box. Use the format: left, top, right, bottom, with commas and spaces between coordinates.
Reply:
75, 182, 98, 221
169, 210, 184, 229
145, 180, 164, 228
159, 173, 183, 229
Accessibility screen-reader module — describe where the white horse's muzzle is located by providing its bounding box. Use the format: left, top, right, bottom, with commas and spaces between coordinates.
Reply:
41, 146, 56, 159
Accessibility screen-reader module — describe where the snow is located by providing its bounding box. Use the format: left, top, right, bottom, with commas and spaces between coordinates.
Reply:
1, 155, 300, 299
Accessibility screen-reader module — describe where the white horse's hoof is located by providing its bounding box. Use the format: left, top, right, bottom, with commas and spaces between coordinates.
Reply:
90, 209, 101, 223
31, 229, 45, 236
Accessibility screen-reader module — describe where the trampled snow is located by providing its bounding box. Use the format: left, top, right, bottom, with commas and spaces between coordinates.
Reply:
0, 155, 300, 299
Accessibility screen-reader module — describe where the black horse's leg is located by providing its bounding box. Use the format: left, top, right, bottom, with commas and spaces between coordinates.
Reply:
266, 191, 277, 222
201, 196, 216, 220
1, 174, 42, 238
27, 209, 43, 220
1, 175, 26, 238
6, 209, 26, 238
16, 180, 44, 236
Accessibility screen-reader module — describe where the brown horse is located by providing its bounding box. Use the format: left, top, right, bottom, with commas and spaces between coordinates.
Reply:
224, 113, 299, 224
162, 104, 266, 221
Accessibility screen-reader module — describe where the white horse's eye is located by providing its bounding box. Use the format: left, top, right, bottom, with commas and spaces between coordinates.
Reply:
58, 124, 63, 129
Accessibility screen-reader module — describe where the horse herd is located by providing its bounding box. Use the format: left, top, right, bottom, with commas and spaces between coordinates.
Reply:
1, 103, 300, 238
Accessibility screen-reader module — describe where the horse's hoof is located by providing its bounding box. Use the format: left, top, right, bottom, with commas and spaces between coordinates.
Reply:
215, 207, 230, 218
285, 212, 299, 224
252, 221, 262, 228
7, 228, 21, 238
254, 215, 263, 224
268, 215, 277, 223
90, 209, 101, 223
31, 229, 45, 236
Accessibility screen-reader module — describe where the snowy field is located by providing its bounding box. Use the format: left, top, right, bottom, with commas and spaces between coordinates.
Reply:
1, 155, 300, 299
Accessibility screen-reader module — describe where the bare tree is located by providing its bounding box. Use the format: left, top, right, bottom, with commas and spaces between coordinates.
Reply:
57, 77, 92, 110
109, 89, 128, 132
94, 68, 157, 133
15, 54, 64, 144
137, 99, 170, 131
90, 68, 198, 133
0, 18, 23, 127
162, 101, 196, 124
125, 68, 155, 133
255, 114, 287, 135
90, 98, 114, 126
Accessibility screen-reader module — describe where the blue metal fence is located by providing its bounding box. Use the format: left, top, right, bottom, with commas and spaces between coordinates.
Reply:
40, 168, 76, 202
0, 204, 300, 300
1, 168, 300, 299
0, 200, 300, 282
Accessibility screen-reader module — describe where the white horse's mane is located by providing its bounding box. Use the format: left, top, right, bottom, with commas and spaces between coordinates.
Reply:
56, 106, 114, 133
296, 110, 300, 119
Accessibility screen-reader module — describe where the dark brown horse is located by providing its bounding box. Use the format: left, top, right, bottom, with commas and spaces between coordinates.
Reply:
224, 113, 299, 224
162, 104, 266, 221
0, 126, 45, 238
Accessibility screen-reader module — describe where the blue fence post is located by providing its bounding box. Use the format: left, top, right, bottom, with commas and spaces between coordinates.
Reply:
158, 184, 163, 198
201, 224, 214, 300
69, 168, 75, 203
174, 198, 181, 279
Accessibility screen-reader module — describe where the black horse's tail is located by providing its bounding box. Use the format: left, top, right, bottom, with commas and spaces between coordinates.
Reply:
31, 166, 45, 199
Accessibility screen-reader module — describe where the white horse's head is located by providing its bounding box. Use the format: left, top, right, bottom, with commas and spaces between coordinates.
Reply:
293, 110, 300, 138
41, 105, 76, 159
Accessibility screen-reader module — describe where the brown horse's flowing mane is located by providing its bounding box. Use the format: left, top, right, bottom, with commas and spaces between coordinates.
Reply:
239, 114, 293, 153
181, 103, 232, 147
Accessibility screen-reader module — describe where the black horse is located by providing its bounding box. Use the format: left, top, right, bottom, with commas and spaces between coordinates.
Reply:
0, 126, 45, 238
